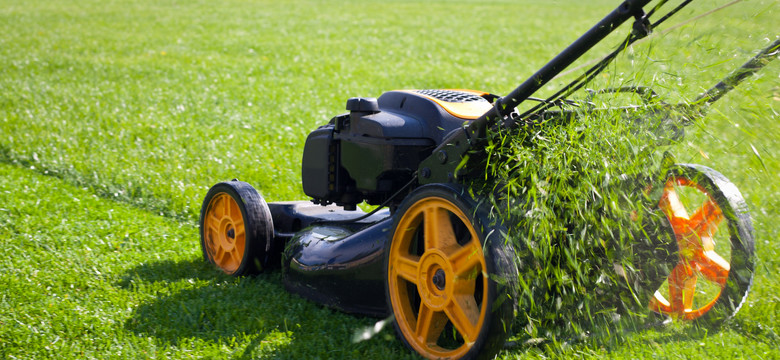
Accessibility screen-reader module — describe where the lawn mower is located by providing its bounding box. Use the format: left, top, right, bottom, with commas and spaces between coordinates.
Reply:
199, 1, 777, 358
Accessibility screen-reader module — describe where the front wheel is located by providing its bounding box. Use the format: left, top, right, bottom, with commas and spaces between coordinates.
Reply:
385, 184, 517, 360
199, 181, 275, 276
649, 164, 755, 326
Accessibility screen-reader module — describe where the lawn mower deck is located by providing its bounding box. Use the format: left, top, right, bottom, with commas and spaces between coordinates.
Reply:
270, 201, 392, 317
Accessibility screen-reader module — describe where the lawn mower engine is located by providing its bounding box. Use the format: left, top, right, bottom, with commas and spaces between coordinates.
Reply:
301, 89, 494, 210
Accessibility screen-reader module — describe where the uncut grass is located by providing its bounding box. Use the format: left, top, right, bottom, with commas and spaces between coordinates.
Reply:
0, 0, 778, 358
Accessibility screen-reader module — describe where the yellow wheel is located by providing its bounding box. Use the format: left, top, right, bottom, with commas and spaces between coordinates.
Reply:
199, 181, 274, 276
386, 184, 516, 360
649, 164, 754, 326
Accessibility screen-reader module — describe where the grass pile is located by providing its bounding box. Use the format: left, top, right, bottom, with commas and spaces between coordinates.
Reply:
468, 98, 678, 345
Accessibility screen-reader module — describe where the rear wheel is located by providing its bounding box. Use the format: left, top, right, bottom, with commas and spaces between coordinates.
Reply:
385, 184, 517, 360
199, 181, 274, 276
649, 164, 754, 326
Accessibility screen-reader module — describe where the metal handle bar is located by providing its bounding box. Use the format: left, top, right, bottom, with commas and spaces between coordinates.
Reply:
467, 0, 653, 139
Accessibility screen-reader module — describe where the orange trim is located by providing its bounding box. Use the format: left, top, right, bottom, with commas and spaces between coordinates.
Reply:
401, 89, 493, 120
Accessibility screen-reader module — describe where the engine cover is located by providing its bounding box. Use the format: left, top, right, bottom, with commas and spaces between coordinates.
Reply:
301, 89, 494, 209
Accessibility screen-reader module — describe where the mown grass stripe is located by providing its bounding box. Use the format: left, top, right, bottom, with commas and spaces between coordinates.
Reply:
0, 163, 421, 359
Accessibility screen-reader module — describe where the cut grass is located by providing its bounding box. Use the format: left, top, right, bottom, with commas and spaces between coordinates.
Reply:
0, 163, 416, 359
0, 0, 778, 358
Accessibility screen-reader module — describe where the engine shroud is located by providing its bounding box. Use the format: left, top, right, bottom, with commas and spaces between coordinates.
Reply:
301, 89, 493, 209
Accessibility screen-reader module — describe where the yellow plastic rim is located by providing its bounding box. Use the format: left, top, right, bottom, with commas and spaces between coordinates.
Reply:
203, 192, 246, 274
649, 176, 729, 320
388, 196, 487, 359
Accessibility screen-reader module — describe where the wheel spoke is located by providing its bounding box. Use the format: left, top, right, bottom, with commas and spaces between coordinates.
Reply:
214, 244, 226, 264
229, 199, 240, 219
393, 255, 421, 283
214, 196, 225, 218
222, 197, 230, 217
688, 200, 723, 251
660, 185, 690, 229
649, 290, 672, 313
234, 231, 245, 251
423, 206, 457, 251
694, 250, 730, 285
414, 303, 448, 345
667, 262, 696, 313
234, 222, 245, 238
449, 241, 483, 279
229, 248, 242, 268
682, 274, 697, 311
207, 218, 220, 238
445, 294, 480, 343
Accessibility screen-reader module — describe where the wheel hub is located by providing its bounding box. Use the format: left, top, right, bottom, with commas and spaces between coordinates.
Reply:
418, 250, 451, 309
432, 269, 446, 290
219, 218, 236, 250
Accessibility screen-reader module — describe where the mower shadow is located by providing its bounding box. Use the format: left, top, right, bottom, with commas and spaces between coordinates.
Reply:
121, 258, 413, 359
117, 258, 212, 288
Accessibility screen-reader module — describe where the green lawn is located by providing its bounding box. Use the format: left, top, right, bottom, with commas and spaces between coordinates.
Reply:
1, 0, 778, 358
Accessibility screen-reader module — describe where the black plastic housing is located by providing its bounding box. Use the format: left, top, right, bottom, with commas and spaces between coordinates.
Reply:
272, 201, 393, 316
301, 90, 490, 209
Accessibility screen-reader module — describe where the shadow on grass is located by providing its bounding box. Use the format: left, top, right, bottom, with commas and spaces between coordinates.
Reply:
121, 258, 411, 359
117, 257, 214, 288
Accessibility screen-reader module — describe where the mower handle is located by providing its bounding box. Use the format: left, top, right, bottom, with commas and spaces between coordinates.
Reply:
417, 0, 657, 184
467, 0, 654, 140
694, 37, 780, 107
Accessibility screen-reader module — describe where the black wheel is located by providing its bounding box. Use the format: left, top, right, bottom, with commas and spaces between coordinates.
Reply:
648, 164, 754, 326
385, 183, 517, 360
199, 181, 274, 276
